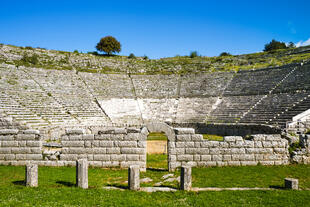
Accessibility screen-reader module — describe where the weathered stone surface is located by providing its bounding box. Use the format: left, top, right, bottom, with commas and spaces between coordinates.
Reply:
180, 166, 191, 191
128, 165, 140, 190
76, 159, 88, 189
285, 178, 298, 190
26, 163, 38, 187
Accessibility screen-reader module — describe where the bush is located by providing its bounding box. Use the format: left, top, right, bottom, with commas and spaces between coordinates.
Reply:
264, 39, 287, 52
25, 46, 33, 50
21, 54, 39, 65
96, 36, 121, 55
220, 52, 231, 56
87, 51, 99, 55
190, 51, 198, 58
128, 53, 136, 59
143, 55, 148, 60
73, 50, 79, 54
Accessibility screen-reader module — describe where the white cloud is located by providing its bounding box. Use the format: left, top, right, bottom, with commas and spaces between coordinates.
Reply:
295, 38, 310, 47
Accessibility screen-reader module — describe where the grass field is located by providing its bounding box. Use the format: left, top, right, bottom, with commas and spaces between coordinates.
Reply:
1, 155, 310, 206
202, 134, 224, 141
147, 132, 168, 141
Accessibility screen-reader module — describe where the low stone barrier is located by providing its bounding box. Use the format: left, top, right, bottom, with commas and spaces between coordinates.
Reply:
25, 163, 38, 187
76, 159, 88, 189
169, 128, 289, 169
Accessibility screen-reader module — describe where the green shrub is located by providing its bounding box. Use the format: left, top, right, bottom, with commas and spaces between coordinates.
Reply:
306, 129, 310, 134
264, 39, 287, 52
21, 54, 39, 65
87, 51, 99, 55
190, 51, 198, 58
143, 55, 149, 60
220, 52, 231, 56
25, 46, 33, 50
73, 50, 79, 54
128, 53, 136, 59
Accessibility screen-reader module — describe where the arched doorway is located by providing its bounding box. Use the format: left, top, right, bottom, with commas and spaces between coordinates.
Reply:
145, 122, 176, 172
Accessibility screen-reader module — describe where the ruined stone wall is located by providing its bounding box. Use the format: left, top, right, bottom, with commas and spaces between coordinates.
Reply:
60, 128, 147, 170
169, 128, 289, 170
0, 129, 42, 165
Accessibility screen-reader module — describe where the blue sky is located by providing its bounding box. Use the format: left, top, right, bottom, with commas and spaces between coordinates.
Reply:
1, 0, 309, 59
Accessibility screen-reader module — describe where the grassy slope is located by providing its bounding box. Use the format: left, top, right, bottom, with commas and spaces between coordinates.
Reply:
1, 44, 310, 74
1, 159, 310, 206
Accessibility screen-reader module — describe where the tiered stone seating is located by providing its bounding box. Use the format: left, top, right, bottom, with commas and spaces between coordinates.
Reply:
240, 91, 309, 125
269, 94, 310, 127
224, 66, 294, 96
28, 68, 111, 125
180, 72, 234, 97
131, 75, 178, 98
273, 63, 310, 93
206, 95, 263, 123
80, 73, 135, 99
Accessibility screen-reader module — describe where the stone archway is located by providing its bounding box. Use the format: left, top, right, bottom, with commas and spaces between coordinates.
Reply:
145, 122, 176, 172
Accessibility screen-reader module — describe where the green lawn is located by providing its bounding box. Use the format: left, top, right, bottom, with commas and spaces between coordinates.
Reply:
147, 132, 168, 141
202, 134, 224, 141
1, 156, 310, 206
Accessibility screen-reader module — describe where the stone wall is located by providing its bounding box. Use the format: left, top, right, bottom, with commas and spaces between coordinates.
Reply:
171, 123, 281, 136
0, 129, 42, 165
0, 123, 298, 171
60, 128, 147, 170
170, 128, 289, 169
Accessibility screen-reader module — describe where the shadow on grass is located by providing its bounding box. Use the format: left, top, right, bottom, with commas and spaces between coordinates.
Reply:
56, 181, 75, 187
106, 183, 128, 190
12, 180, 25, 186
270, 185, 286, 190
146, 168, 168, 172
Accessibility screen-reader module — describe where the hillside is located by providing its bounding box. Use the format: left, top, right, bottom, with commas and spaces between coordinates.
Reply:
0, 43, 310, 74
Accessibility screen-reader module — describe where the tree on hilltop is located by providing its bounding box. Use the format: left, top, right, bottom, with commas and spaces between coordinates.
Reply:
96, 36, 121, 55
264, 39, 287, 52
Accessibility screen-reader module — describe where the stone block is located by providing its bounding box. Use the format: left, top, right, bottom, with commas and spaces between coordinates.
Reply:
26, 141, 41, 147
26, 154, 43, 160
124, 133, 140, 140
285, 178, 298, 190
121, 148, 145, 154
66, 129, 85, 135
174, 128, 195, 135
93, 155, 110, 161
227, 161, 241, 166
25, 163, 38, 187
176, 135, 191, 141
137, 141, 146, 148
126, 154, 140, 161
99, 141, 113, 147
0, 129, 18, 135
210, 148, 220, 155
115, 141, 137, 147
0, 148, 11, 154
176, 142, 194, 148
22, 130, 40, 135
180, 166, 191, 191
223, 155, 232, 161
191, 134, 203, 141
240, 161, 257, 166
62, 141, 84, 147
201, 155, 212, 161
2, 141, 18, 147
177, 155, 193, 161
16, 134, 36, 140
212, 155, 223, 161
82, 134, 94, 140
128, 165, 140, 190
60, 154, 78, 161
76, 159, 88, 189
106, 148, 120, 154
114, 128, 127, 134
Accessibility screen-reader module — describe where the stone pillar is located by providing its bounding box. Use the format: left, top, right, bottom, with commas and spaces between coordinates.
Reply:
76, 159, 88, 189
285, 178, 298, 190
180, 166, 191, 191
128, 165, 140, 190
25, 163, 38, 187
